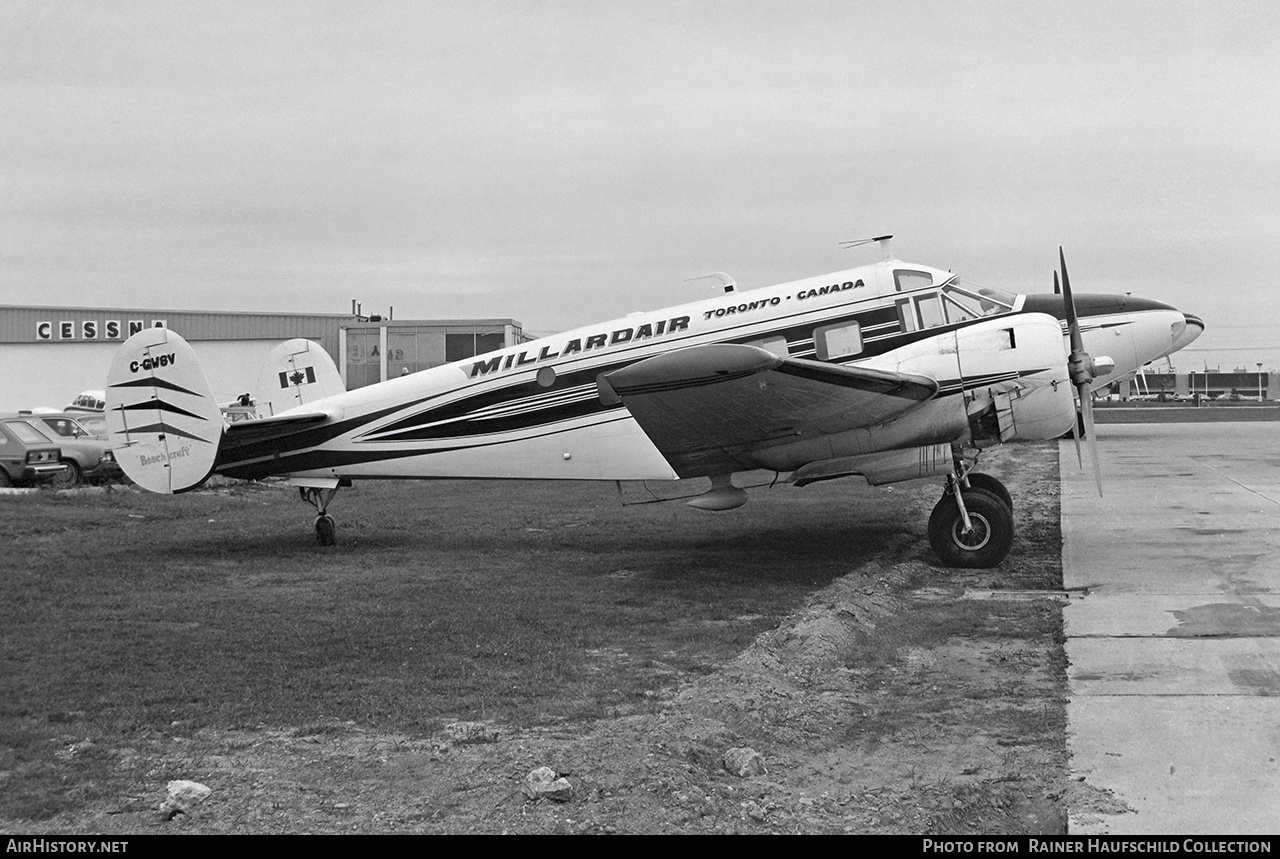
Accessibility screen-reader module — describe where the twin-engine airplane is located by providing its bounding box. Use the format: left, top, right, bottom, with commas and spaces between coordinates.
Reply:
106, 239, 1202, 568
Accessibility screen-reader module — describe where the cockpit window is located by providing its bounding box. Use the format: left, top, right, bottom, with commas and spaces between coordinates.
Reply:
940, 281, 1015, 323
893, 270, 934, 292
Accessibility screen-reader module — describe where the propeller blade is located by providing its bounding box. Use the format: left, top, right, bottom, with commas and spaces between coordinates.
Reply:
1080, 380, 1103, 496
1059, 247, 1084, 355
1054, 270, 1061, 295
1054, 245, 1105, 496
1071, 396, 1084, 469
1058, 247, 1103, 496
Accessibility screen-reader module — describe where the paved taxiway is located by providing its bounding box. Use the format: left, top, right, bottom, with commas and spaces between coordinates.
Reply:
1061, 422, 1280, 834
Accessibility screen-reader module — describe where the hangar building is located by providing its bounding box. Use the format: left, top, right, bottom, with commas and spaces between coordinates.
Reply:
0, 305, 525, 413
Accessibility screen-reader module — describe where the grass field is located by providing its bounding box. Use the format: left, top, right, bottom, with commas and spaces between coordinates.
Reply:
0, 447, 1067, 833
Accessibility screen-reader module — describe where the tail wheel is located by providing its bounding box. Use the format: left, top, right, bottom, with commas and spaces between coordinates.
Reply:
928, 487, 1014, 568
51, 460, 82, 489
963, 472, 1012, 512
315, 514, 337, 546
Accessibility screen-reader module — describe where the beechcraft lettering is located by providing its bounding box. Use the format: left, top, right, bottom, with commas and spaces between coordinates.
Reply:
470, 316, 692, 378
104, 236, 1204, 567
130, 353, 176, 373
138, 445, 191, 468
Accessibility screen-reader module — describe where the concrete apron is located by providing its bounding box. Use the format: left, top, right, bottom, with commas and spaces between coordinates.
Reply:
1060, 423, 1280, 835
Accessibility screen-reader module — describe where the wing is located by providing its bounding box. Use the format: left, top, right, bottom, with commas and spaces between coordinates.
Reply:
600, 343, 938, 477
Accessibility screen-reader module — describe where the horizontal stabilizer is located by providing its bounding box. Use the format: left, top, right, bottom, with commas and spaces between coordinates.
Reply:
223, 410, 333, 443
106, 328, 223, 493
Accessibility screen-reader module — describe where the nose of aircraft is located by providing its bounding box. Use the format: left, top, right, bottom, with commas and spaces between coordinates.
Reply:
1082, 298, 1201, 386
1171, 312, 1205, 356
1020, 293, 1204, 386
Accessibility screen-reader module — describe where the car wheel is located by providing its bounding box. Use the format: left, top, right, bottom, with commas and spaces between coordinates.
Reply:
51, 460, 82, 488
0, 468, 12, 488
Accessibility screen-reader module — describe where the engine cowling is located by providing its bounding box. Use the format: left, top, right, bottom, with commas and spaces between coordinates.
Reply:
859, 313, 1077, 445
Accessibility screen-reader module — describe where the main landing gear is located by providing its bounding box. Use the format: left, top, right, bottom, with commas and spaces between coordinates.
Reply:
927, 463, 1014, 569
298, 480, 349, 546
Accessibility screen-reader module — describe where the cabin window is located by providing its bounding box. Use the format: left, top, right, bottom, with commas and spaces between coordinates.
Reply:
894, 270, 933, 292
746, 335, 789, 358
896, 299, 917, 333
916, 294, 945, 329
814, 322, 863, 360
898, 293, 956, 332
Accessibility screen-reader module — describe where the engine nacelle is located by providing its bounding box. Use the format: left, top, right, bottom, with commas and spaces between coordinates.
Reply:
860, 313, 1077, 445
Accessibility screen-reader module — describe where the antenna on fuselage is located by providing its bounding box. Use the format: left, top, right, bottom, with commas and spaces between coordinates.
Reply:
685, 271, 737, 294
840, 234, 894, 261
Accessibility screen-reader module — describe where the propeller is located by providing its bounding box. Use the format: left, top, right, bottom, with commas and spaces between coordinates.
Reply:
1058, 248, 1108, 496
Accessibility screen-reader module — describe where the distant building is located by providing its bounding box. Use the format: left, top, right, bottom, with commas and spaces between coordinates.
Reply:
0, 305, 525, 412
1111, 369, 1277, 401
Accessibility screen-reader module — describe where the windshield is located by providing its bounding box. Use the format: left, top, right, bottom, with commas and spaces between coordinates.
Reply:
938, 279, 1017, 324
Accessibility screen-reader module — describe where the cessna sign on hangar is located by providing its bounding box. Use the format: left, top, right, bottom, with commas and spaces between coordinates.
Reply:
35, 319, 166, 341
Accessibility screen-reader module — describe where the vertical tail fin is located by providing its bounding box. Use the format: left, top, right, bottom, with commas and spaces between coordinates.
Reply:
106, 328, 223, 493
253, 338, 345, 417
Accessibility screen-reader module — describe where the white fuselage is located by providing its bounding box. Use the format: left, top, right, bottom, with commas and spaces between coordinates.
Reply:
216, 258, 1194, 484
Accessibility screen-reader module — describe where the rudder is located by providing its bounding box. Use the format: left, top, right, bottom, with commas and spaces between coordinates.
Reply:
253, 338, 345, 417
106, 328, 224, 493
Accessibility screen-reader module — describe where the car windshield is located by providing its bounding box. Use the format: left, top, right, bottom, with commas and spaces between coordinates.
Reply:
76, 415, 107, 435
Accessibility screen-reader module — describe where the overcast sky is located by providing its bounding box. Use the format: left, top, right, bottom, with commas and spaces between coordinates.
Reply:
3, 1, 1277, 370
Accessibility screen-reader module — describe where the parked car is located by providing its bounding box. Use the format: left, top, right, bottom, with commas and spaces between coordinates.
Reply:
0, 419, 66, 487
71, 412, 108, 437
4, 413, 123, 487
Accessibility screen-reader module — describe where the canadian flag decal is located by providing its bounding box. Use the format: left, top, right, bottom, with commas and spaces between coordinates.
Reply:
280, 366, 317, 388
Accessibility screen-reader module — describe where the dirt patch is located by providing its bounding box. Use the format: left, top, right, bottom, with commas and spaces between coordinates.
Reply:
1, 443, 1067, 834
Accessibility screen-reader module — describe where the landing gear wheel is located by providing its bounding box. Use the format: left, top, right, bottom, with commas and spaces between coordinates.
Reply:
963, 472, 1012, 512
315, 514, 336, 546
51, 460, 81, 489
928, 487, 1014, 569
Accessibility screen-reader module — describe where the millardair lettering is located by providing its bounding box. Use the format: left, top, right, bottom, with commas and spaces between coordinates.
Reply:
471, 316, 690, 378
129, 353, 176, 373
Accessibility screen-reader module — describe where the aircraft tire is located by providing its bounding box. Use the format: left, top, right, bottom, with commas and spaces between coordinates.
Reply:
963, 472, 1012, 511
928, 487, 1013, 569
315, 514, 336, 546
